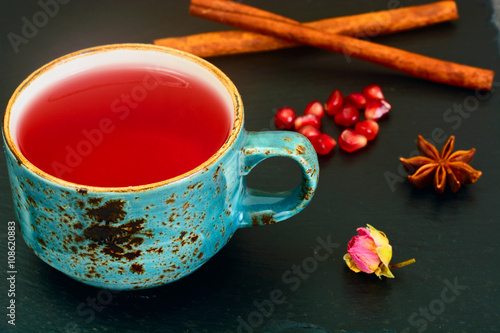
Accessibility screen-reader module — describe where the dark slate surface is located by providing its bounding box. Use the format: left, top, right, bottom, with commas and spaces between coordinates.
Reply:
1, 1, 499, 332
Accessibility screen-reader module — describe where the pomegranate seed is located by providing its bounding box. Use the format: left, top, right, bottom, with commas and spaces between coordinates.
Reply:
304, 100, 325, 119
294, 114, 321, 130
338, 129, 368, 152
354, 120, 379, 141
311, 133, 336, 155
362, 84, 384, 101
345, 93, 366, 109
297, 125, 321, 141
325, 90, 344, 116
274, 107, 296, 130
334, 105, 360, 127
365, 99, 391, 121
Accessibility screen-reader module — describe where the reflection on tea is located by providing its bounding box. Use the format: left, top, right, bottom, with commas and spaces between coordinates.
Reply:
18, 66, 232, 187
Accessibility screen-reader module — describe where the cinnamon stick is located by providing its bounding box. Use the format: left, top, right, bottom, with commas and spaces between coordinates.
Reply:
155, 1, 459, 58
189, 0, 494, 90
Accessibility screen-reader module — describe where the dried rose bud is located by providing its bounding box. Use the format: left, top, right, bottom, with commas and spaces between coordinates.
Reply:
343, 224, 415, 279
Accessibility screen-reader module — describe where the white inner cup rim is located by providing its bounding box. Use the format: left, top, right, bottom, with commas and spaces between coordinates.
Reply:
9, 47, 235, 148
5, 44, 242, 191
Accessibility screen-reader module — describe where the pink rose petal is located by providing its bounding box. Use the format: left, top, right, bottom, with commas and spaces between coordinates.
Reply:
347, 235, 380, 273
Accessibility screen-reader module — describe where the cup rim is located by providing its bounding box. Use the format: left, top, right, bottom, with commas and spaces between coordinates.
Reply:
3, 43, 244, 193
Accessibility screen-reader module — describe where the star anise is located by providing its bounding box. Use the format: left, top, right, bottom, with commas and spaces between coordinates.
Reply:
400, 135, 482, 193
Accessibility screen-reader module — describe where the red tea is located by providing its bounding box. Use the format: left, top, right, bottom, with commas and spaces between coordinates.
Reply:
17, 66, 232, 187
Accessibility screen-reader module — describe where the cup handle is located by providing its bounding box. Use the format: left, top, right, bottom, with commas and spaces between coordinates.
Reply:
238, 131, 319, 227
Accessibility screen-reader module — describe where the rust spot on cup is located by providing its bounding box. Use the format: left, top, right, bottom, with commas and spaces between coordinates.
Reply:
284, 137, 292, 142
38, 238, 47, 247
26, 179, 34, 187
299, 185, 314, 202
250, 216, 258, 226
86, 266, 101, 279
166, 193, 176, 204
262, 214, 275, 225
76, 188, 88, 195
128, 237, 144, 247
83, 218, 148, 260
306, 168, 314, 176
252, 213, 276, 226
130, 263, 144, 274
88, 197, 103, 206
168, 212, 178, 222
105, 246, 141, 261
26, 196, 37, 207
73, 234, 84, 242
147, 247, 164, 254
86, 199, 126, 223
73, 222, 83, 230
296, 145, 306, 155
187, 182, 201, 190
214, 165, 222, 180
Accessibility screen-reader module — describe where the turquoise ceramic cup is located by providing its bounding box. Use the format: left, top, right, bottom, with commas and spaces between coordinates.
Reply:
2, 44, 319, 290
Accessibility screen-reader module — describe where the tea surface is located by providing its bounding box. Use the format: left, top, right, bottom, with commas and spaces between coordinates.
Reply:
17, 65, 232, 187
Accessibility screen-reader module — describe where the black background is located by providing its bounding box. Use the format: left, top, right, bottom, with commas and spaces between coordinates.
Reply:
1, 1, 499, 332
